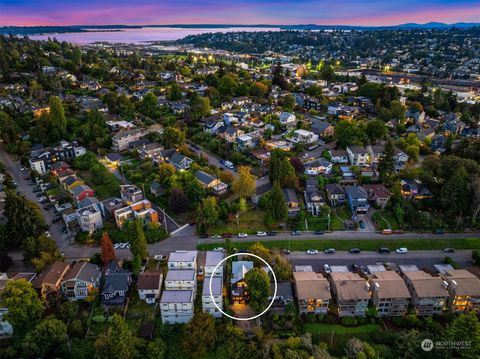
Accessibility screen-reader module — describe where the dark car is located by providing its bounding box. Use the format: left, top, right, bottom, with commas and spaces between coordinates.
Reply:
351, 264, 359, 271
314, 230, 325, 235
36, 192, 44, 197
266, 231, 277, 236
283, 249, 291, 254
378, 247, 391, 254
349, 248, 361, 254
359, 220, 365, 229
433, 229, 445, 235
324, 248, 336, 254
222, 233, 233, 238
198, 234, 209, 239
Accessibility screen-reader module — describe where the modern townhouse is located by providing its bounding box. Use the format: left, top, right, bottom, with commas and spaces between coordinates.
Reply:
160, 290, 194, 324
304, 158, 333, 175
120, 184, 144, 204
402, 270, 449, 316
205, 251, 225, 278
61, 262, 101, 301
202, 276, 223, 318
237, 134, 254, 151
231, 261, 254, 305
112, 128, 145, 151
304, 179, 325, 216
345, 186, 370, 215
325, 183, 346, 207
369, 271, 411, 317
137, 271, 163, 304
367, 145, 408, 169
330, 272, 370, 317
329, 149, 349, 164
292, 129, 319, 144
346, 146, 370, 166
76, 203, 103, 233
293, 272, 331, 314
440, 269, 480, 313
165, 270, 197, 290
168, 251, 198, 271
114, 199, 159, 228
279, 112, 296, 126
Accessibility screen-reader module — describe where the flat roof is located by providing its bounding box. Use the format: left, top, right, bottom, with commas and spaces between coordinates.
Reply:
330, 266, 350, 273
403, 271, 449, 298
371, 271, 411, 299
160, 290, 193, 304
203, 276, 223, 296
165, 269, 195, 281
168, 250, 198, 263
331, 272, 370, 301
442, 270, 480, 297
294, 265, 314, 272
205, 251, 225, 267
293, 272, 331, 300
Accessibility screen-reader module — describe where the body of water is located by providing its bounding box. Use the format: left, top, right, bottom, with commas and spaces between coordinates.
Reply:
28, 26, 280, 44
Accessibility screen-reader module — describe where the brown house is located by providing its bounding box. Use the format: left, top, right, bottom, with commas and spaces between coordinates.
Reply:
32, 261, 70, 301
363, 184, 392, 209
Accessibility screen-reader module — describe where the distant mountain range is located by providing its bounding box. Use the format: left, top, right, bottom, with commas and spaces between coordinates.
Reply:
1, 22, 479, 35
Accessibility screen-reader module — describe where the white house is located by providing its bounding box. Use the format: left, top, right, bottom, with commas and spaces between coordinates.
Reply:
60, 262, 101, 301
237, 134, 254, 151
346, 146, 370, 166
168, 251, 198, 271
293, 129, 319, 144
76, 204, 103, 233
304, 158, 332, 175
137, 271, 163, 304
202, 276, 223, 318
165, 270, 196, 290
160, 290, 194, 324
205, 251, 225, 278
279, 112, 296, 126
329, 150, 349, 164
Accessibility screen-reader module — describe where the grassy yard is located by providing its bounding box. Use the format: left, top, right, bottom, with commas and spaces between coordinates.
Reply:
210, 209, 270, 234
305, 323, 381, 335
125, 293, 157, 334
373, 210, 401, 230
198, 237, 480, 252
307, 215, 329, 231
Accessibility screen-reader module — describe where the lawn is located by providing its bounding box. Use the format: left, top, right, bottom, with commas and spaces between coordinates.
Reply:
198, 237, 480, 252
125, 293, 157, 333
305, 323, 381, 335
373, 210, 401, 230
307, 215, 329, 231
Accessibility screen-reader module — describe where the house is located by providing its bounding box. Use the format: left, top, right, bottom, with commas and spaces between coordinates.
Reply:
168, 251, 198, 271
363, 184, 392, 209
194, 171, 228, 195
70, 184, 95, 202
251, 182, 273, 205
237, 134, 254, 151
202, 276, 223, 318
120, 184, 143, 204
32, 261, 70, 301
292, 129, 319, 144
138, 271, 163, 304
138, 143, 164, 160
102, 197, 125, 221
61, 262, 101, 301
402, 270, 449, 316
112, 129, 145, 151
231, 261, 254, 305
218, 126, 244, 143
441, 269, 480, 313
304, 179, 324, 216
330, 272, 370, 317
325, 184, 346, 207
50, 161, 71, 177
369, 271, 411, 317
400, 179, 433, 200
104, 153, 124, 166
62, 176, 84, 191
76, 204, 103, 233
160, 290, 194, 324
283, 188, 300, 217
268, 281, 294, 312
102, 261, 132, 308
203, 118, 223, 134
165, 270, 196, 290
205, 251, 225, 277
169, 152, 193, 170
367, 145, 408, 169
114, 199, 159, 228
310, 120, 334, 138
304, 158, 332, 175
345, 186, 370, 215
279, 112, 296, 126
293, 272, 331, 314
346, 146, 370, 166
329, 149, 349, 164
150, 181, 164, 197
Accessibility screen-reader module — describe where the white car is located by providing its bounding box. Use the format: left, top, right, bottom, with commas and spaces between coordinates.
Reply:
323, 264, 331, 273
396, 247, 408, 254
306, 249, 319, 255
154, 254, 168, 261
256, 231, 267, 236
113, 243, 121, 249
238, 233, 248, 238
213, 247, 225, 252
44, 231, 51, 238
211, 234, 222, 239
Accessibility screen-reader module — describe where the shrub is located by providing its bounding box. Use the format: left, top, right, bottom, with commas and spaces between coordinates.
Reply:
341, 316, 358, 326
324, 314, 338, 324
315, 314, 325, 323
91, 315, 106, 323
305, 313, 316, 323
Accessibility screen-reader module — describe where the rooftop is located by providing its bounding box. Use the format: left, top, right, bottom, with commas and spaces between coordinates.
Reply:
165, 269, 196, 281
205, 251, 225, 267
293, 272, 331, 300
403, 271, 449, 298
203, 276, 223, 296
138, 271, 163, 290
330, 272, 370, 301
370, 271, 411, 299
168, 250, 198, 263
160, 290, 193, 304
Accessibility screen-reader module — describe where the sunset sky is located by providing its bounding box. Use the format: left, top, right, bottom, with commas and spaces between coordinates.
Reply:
1, 0, 480, 26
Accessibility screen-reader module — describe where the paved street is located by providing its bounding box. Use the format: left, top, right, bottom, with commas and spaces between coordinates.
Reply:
287, 250, 474, 272
187, 141, 239, 179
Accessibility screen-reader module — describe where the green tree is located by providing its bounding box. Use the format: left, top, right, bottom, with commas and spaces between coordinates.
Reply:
94, 314, 139, 359
334, 120, 367, 148
162, 126, 186, 147
127, 220, 148, 260
245, 267, 271, 312
22, 319, 69, 358
196, 196, 219, 233
281, 94, 295, 112
218, 74, 238, 96
366, 119, 387, 144
48, 95, 67, 141
188, 93, 211, 121
168, 82, 182, 101
441, 166, 471, 228
138, 92, 158, 118
249, 242, 271, 265
85, 109, 109, 148
250, 81, 269, 98
0, 111, 18, 144
147, 338, 167, 359
272, 254, 292, 280
2, 279, 44, 330
378, 139, 396, 185
182, 312, 216, 358
232, 166, 256, 199
264, 181, 288, 225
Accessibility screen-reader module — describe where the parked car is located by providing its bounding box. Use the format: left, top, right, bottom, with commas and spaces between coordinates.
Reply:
39, 198, 48, 204
222, 233, 233, 238
359, 220, 365, 229
266, 231, 277, 236
283, 249, 291, 254
154, 254, 168, 261
211, 234, 222, 239
314, 230, 324, 235
351, 264, 359, 271
36, 192, 44, 197
33, 187, 41, 193
238, 233, 248, 238
52, 216, 62, 223
349, 248, 361, 254
291, 230, 302, 235
443, 248, 455, 253
378, 247, 391, 254
323, 264, 331, 273
396, 247, 408, 254
324, 248, 336, 254
198, 234, 209, 238
256, 231, 267, 236
213, 247, 225, 252
43, 204, 53, 210
360, 265, 369, 275
382, 229, 392, 235
433, 229, 445, 235
306, 249, 319, 255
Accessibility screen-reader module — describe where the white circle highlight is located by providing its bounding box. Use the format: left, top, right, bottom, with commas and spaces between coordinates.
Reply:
208, 252, 277, 321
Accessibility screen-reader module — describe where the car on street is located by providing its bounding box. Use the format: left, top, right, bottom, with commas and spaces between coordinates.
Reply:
443, 248, 455, 253
433, 229, 445, 235
351, 264, 359, 271
266, 231, 277, 236
33, 187, 41, 193
154, 254, 168, 261
36, 192, 44, 197
349, 248, 361, 254
324, 248, 336, 254
306, 249, 319, 255
199, 234, 209, 238
291, 230, 302, 235
323, 264, 331, 273
238, 233, 248, 238
43, 204, 53, 210
213, 247, 225, 252
283, 249, 291, 254
382, 229, 392, 235
211, 234, 222, 239
314, 230, 324, 235
378, 247, 391, 254
256, 231, 267, 236
396, 247, 408, 254
222, 233, 233, 238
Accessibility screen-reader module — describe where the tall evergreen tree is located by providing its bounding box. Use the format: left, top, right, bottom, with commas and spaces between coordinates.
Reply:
48, 96, 67, 141
127, 220, 148, 260
264, 181, 288, 225
378, 139, 396, 186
